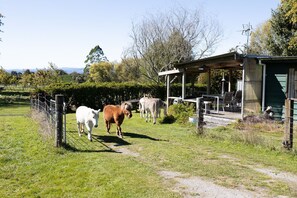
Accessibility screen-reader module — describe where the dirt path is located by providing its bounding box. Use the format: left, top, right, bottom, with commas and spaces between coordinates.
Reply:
107, 143, 297, 198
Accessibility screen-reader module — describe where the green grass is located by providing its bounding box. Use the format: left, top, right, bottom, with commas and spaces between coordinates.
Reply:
1, 105, 297, 197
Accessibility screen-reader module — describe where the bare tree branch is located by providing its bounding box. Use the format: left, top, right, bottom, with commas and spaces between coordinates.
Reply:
127, 7, 223, 83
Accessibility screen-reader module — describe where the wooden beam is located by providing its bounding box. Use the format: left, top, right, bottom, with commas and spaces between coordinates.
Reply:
158, 69, 184, 76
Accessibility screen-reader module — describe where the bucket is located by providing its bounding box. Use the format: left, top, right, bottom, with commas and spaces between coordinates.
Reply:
188, 116, 197, 123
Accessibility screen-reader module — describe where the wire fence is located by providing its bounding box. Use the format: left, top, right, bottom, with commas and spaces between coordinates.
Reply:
30, 94, 66, 147
282, 98, 297, 150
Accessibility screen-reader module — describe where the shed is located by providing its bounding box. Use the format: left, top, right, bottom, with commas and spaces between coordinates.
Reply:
158, 52, 297, 120
259, 56, 297, 120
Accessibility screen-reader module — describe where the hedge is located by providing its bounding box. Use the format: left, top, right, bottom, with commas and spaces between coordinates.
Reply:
35, 82, 206, 112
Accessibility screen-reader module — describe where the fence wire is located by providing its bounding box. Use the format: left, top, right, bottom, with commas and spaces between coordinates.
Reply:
30, 95, 66, 146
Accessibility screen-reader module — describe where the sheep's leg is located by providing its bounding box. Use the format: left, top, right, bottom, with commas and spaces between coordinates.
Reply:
88, 130, 92, 141
157, 109, 161, 118
77, 123, 82, 137
139, 103, 143, 118
117, 125, 123, 138
145, 110, 149, 122
152, 111, 156, 124
85, 124, 92, 141
105, 120, 110, 134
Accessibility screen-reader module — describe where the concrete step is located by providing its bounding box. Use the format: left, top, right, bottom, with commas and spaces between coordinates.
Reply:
203, 114, 237, 128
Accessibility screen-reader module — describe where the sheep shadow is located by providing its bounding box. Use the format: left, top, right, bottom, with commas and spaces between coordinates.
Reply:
93, 134, 131, 146
64, 143, 116, 153
65, 130, 118, 153
123, 132, 169, 142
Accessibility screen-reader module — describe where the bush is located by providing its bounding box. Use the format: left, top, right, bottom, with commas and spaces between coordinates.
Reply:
168, 103, 195, 124
158, 115, 176, 124
34, 82, 206, 112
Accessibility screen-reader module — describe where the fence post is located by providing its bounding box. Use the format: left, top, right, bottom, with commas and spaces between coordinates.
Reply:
283, 99, 294, 150
55, 94, 64, 147
196, 97, 204, 134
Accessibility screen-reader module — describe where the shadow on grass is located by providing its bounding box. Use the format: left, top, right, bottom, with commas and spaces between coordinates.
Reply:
124, 132, 169, 142
65, 130, 168, 153
65, 130, 119, 153
63, 143, 117, 153
93, 134, 131, 146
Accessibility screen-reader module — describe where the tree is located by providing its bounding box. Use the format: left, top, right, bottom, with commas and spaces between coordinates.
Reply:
0, 67, 10, 85
88, 62, 115, 82
282, 0, 297, 24
115, 58, 142, 82
84, 45, 108, 74
127, 7, 222, 83
267, 0, 297, 56
19, 71, 34, 87
249, 21, 272, 55
32, 63, 62, 86
249, 0, 297, 56
69, 72, 85, 83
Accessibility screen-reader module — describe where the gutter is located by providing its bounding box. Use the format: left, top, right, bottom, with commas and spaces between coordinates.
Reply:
259, 60, 266, 112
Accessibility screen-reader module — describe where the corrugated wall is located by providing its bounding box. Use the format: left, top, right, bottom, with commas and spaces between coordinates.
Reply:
265, 63, 287, 120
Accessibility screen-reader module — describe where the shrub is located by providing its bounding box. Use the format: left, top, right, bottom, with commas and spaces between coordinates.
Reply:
34, 82, 206, 112
158, 115, 176, 124
168, 103, 195, 124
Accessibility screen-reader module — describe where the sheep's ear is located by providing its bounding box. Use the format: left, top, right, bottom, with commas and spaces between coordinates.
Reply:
98, 109, 101, 112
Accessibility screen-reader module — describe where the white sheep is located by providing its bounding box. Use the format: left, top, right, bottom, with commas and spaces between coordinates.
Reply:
76, 106, 100, 141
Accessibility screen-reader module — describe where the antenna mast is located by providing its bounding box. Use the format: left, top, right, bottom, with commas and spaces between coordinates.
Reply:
241, 22, 253, 54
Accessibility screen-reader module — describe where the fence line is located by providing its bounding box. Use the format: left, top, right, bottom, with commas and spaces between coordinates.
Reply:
283, 98, 296, 150
31, 94, 66, 147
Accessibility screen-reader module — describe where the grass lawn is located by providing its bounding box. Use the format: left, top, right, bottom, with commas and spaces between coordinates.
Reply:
1, 104, 297, 197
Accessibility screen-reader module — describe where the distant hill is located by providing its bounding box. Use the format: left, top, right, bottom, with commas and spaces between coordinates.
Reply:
6, 67, 84, 74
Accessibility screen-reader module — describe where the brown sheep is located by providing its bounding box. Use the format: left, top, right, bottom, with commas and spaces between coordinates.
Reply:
103, 102, 132, 138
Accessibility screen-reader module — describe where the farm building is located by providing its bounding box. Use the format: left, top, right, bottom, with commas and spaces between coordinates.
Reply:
158, 52, 297, 121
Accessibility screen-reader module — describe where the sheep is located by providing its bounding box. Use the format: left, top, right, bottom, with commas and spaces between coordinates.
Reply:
139, 97, 167, 124
103, 102, 132, 138
76, 106, 100, 141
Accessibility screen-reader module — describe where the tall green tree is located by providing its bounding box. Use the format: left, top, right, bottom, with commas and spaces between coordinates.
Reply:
19, 70, 34, 87
0, 67, 10, 85
249, 0, 297, 56
249, 21, 271, 55
267, 0, 297, 56
84, 45, 108, 74
32, 63, 62, 86
115, 58, 142, 82
88, 62, 115, 82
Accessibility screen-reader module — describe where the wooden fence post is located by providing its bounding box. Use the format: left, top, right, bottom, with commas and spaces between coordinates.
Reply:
283, 99, 294, 150
55, 94, 64, 147
196, 97, 204, 134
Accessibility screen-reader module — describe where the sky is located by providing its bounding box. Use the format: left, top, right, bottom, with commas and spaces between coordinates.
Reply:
0, 0, 280, 70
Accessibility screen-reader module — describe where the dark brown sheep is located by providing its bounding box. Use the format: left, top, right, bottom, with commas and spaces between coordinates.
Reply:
103, 102, 132, 138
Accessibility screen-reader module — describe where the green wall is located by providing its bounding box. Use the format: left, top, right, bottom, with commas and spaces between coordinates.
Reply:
265, 63, 288, 120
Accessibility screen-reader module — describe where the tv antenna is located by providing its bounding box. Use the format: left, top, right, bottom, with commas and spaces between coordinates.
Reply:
241, 23, 253, 54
